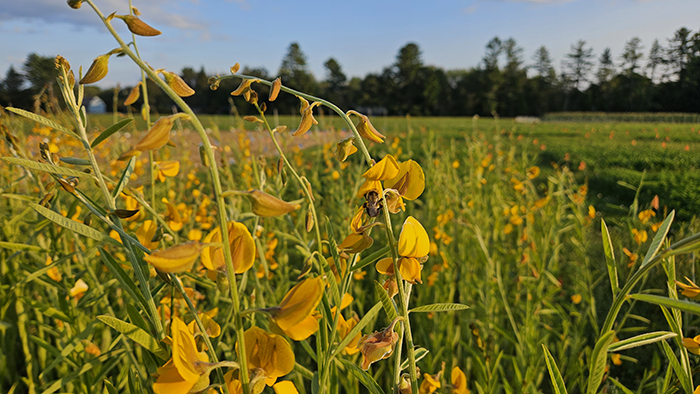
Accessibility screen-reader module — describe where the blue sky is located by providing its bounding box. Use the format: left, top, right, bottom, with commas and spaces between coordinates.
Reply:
0, 0, 697, 88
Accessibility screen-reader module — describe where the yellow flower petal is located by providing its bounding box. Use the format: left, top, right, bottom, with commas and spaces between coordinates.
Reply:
136, 220, 160, 250
338, 233, 374, 254
69, 279, 88, 298
357, 179, 382, 199
244, 326, 295, 385
201, 221, 255, 273
398, 216, 430, 258
361, 155, 400, 181
272, 277, 324, 333
119, 114, 189, 160
144, 242, 201, 273
451, 366, 469, 394
274, 381, 299, 394
384, 160, 425, 200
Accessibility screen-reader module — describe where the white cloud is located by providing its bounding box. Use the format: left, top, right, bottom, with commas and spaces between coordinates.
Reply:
0, 0, 206, 31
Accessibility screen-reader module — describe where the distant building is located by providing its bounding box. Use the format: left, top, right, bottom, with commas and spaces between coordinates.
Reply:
86, 96, 106, 113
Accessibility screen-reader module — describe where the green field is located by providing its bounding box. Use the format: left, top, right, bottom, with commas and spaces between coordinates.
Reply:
3, 108, 700, 394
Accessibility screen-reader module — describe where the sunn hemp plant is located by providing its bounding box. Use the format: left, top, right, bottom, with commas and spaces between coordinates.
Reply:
0, 1, 470, 393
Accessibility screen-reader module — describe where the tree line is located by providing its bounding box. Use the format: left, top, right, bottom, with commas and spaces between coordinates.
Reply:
2, 26, 700, 117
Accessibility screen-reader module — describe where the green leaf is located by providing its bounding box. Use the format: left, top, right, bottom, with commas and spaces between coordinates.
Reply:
0, 241, 45, 252
608, 331, 677, 352
601, 219, 618, 298
339, 359, 386, 394
40, 350, 124, 394
112, 157, 136, 199
323, 218, 342, 306
351, 246, 391, 272
374, 280, 398, 321
586, 330, 615, 394
400, 347, 429, 370
98, 250, 150, 318
91, 118, 133, 148
104, 379, 119, 394
332, 302, 382, 359
661, 340, 693, 394
410, 303, 470, 313
1, 157, 91, 178
6, 107, 79, 139
26, 298, 72, 324
30, 203, 115, 244
542, 344, 568, 394
39, 324, 93, 379
629, 294, 700, 316
607, 377, 635, 394
98, 315, 168, 360
59, 157, 91, 166
641, 210, 674, 268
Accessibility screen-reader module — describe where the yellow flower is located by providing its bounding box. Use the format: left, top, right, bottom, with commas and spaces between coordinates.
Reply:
153, 317, 210, 394
638, 209, 656, 224
611, 353, 622, 366
347, 110, 386, 143
188, 308, 221, 339
292, 99, 320, 136
632, 228, 648, 245
419, 372, 441, 394
682, 335, 700, 355
651, 221, 663, 232
357, 318, 400, 370
336, 137, 358, 162
527, 166, 540, 179
144, 242, 202, 273
163, 198, 184, 231
376, 257, 423, 284
136, 220, 160, 250
452, 160, 460, 169
331, 170, 340, 180
362, 154, 400, 181
451, 367, 469, 394
69, 279, 88, 299
623, 248, 638, 268
338, 232, 374, 255
676, 278, 700, 300
357, 179, 383, 199
244, 326, 295, 386
188, 229, 203, 242
384, 159, 425, 202
118, 114, 190, 160
46, 256, 62, 282
155, 160, 180, 182
588, 205, 596, 219
571, 294, 582, 304
269, 277, 324, 341
237, 190, 301, 217
201, 221, 255, 274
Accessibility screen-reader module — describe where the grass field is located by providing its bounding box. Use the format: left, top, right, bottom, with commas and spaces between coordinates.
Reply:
3, 105, 700, 394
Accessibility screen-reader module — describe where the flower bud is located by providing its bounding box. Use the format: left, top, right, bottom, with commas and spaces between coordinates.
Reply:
269, 77, 282, 102
239, 189, 300, 217
143, 242, 202, 273
162, 71, 194, 97
335, 137, 358, 162
117, 15, 161, 37
124, 82, 141, 106
67, 0, 83, 9
79, 54, 111, 85
230, 63, 240, 74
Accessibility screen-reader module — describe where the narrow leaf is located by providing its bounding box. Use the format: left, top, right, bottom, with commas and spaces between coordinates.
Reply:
641, 210, 674, 267
374, 280, 398, 321
400, 347, 429, 370
59, 157, 91, 166
30, 203, 114, 244
2, 157, 91, 178
339, 359, 386, 394
542, 344, 568, 394
661, 340, 693, 394
629, 294, 700, 316
608, 331, 677, 352
410, 303, 470, 313
91, 118, 133, 148
6, 107, 79, 139
112, 157, 136, 199
586, 330, 615, 394
601, 219, 618, 297
40, 350, 124, 394
100, 248, 149, 316
607, 377, 635, 394
351, 246, 391, 272
98, 315, 168, 360
0, 241, 45, 252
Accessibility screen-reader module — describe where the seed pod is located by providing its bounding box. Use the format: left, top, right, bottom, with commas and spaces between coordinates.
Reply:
112, 209, 140, 219
243, 116, 263, 123
39, 192, 55, 207
199, 144, 210, 167
269, 77, 282, 102
230, 63, 240, 74
79, 54, 111, 85
301, 177, 314, 201
57, 178, 75, 193
305, 209, 314, 232
162, 71, 194, 97
83, 213, 92, 226
124, 82, 141, 106
67, 0, 83, 9
277, 157, 284, 176
231, 78, 256, 96
132, 7, 141, 16
143, 242, 202, 273
260, 102, 267, 113
117, 15, 161, 37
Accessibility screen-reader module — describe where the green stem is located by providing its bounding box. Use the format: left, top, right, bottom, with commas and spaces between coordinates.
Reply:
84, 3, 251, 392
